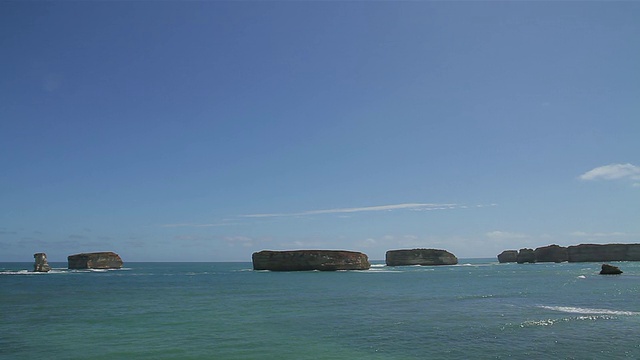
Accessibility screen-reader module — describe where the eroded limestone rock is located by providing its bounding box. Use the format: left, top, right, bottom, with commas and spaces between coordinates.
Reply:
385, 248, 458, 266
568, 244, 640, 262
68, 252, 123, 269
33, 253, 51, 272
252, 250, 370, 271
497, 250, 518, 263
534, 244, 568, 263
516, 248, 536, 264
497, 243, 640, 263
600, 263, 623, 275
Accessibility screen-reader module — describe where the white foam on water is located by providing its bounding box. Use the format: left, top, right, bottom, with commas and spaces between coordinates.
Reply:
48, 269, 70, 274
538, 305, 640, 316
0, 270, 36, 275
0, 269, 69, 275
362, 268, 403, 273
519, 315, 616, 328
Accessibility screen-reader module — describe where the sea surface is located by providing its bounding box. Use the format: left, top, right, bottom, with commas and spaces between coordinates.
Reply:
2, 259, 639, 359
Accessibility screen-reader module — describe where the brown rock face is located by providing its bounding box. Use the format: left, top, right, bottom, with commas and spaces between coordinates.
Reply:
516, 248, 536, 264
385, 249, 458, 266
497, 250, 518, 263
68, 252, 123, 269
33, 253, 51, 272
534, 244, 568, 263
252, 250, 370, 271
600, 263, 623, 275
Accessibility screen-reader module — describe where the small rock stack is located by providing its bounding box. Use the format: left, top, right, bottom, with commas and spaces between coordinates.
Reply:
33, 253, 51, 272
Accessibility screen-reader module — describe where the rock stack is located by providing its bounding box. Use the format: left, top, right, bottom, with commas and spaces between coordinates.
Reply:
497, 250, 518, 263
385, 248, 458, 266
252, 250, 370, 271
33, 253, 51, 272
515, 248, 535, 264
534, 244, 568, 263
68, 252, 123, 269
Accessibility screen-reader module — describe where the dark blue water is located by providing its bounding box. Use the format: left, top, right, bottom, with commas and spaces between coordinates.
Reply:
2, 260, 639, 359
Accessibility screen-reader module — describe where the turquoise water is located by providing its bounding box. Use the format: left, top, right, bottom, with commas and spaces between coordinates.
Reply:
2, 260, 640, 359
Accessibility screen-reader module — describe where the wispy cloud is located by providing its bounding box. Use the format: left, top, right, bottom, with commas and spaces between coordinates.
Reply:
224, 236, 255, 248
485, 230, 528, 240
160, 222, 236, 228
241, 202, 480, 218
579, 163, 640, 183
68, 234, 90, 240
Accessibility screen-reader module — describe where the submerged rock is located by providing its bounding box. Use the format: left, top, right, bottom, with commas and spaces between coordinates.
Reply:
385, 248, 458, 266
600, 263, 623, 275
68, 252, 123, 269
33, 253, 51, 272
497, 250, 518, 263
252, 250, 370, 271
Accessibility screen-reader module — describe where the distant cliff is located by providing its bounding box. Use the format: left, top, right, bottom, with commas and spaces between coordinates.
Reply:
497, 244, 640, 263
568, 244, 640, 262
252, 250, 370, 271
68, 252, 123, 269
385, 249, 458, 266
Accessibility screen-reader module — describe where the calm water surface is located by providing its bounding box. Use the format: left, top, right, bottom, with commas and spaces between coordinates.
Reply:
2, 260, 639, 359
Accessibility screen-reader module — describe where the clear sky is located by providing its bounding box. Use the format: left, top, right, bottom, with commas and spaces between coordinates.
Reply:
1, 1, 639, 262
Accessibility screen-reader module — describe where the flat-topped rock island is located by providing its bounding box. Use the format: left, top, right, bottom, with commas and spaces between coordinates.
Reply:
385, 248, 458, 266
68, 252, 124, 269
252, 250, 370, 271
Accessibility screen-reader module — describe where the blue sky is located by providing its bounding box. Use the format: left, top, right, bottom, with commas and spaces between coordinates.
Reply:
1, 1, 639, 262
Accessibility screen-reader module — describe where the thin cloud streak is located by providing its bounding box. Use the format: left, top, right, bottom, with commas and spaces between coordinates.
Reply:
570, 231, 630, 238
241, 202, 491, 218
160, 203, 498, 228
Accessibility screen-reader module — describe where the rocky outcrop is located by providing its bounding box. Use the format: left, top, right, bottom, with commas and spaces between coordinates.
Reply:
534, 244, 568, 263
385, 249, 458, 266
252, 250, 370, 271
516, 248, 536, 264
600, 263, 623, 275
568, 244, 640, 262
497, 250, 518, 263
33, 253, 51, 272
498, 243, 640, 263
68, 252, 123, 269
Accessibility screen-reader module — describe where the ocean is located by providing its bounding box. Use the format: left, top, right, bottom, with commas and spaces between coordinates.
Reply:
1, 259, 639, 359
